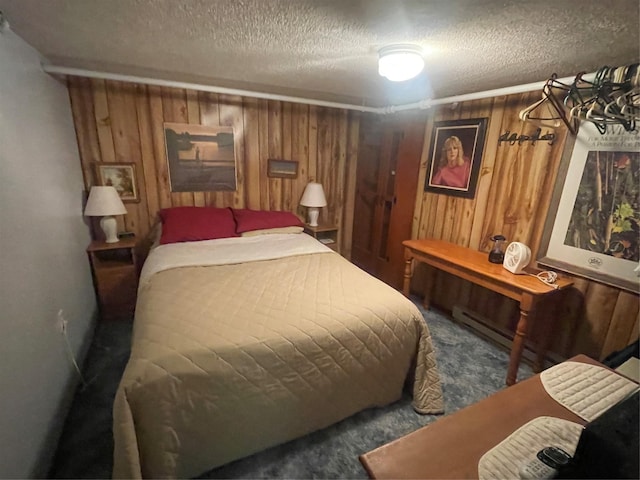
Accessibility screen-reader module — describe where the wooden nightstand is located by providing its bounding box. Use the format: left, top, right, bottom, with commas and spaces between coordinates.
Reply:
304, 224, 339, 253
87, 237, 139, 321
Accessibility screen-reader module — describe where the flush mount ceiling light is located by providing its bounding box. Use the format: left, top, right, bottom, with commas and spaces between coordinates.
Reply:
378, 44, 425, 82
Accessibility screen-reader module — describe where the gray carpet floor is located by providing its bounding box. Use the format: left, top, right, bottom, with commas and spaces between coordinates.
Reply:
50, 298, 533, 479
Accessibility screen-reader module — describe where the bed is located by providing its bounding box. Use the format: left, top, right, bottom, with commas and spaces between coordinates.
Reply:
112, 209, 443, 479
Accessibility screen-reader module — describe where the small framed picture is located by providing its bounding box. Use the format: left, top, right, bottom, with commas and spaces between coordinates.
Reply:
424, 118, 488, 199
94, 162, 140, 203
267, 159, 299, 178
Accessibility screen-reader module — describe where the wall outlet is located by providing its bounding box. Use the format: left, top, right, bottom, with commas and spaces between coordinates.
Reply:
57, 309, 68, 334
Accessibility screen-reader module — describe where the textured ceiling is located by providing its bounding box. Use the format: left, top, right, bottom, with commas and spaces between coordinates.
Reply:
0, 0, 638, 107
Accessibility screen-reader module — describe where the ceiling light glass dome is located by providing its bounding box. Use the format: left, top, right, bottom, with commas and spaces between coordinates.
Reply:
378, 44, 425, 82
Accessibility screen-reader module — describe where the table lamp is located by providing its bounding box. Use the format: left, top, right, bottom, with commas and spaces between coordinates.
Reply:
84, 186, 127, 243
300, 182, 327, 227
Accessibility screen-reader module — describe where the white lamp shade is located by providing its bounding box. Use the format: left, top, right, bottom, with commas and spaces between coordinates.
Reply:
378, 44, 425, 82
299, 182, 327, 208
84, 186, 127, 216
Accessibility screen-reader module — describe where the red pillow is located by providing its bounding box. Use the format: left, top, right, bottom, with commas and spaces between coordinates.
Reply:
159, 207, 238, 245
232, 208, 303, 234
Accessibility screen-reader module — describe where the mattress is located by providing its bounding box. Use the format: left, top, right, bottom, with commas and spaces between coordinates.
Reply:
112, 233, 444, 478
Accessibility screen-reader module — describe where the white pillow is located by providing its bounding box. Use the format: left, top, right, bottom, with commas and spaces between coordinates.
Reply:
241, 226, 304, 237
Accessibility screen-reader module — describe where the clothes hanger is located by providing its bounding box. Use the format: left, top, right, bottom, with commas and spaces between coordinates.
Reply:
526, 65, 640, 135
519, 75, 581, 133
590, 66, 639, 130
608, 64, 640, 122
565, 68, 634, 134
572, 92, 634, 133
519, 91, 562, 128
543, 75, 582, 134
617, 89, 640, 117
565, 72, 598, 111
568, 94, 609, 134
604, 88, 639, 120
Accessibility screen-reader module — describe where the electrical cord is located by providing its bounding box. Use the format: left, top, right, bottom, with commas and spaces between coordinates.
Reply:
527, 270, 559, 289
61, 323, 88, 388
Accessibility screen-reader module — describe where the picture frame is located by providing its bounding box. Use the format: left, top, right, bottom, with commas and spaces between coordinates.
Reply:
94, 162, 139, 203
538, 122, 640, 293
267, 159, 299, 178
164, 122, 237, 192
424, 118, 488, 198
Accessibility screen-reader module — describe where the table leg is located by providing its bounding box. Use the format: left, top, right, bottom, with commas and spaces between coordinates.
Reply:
423, 265, 435, 310
507, 293, 536, 386
533, 313, 552, 374
402, 249, 413, 298
534, 291, 564, 372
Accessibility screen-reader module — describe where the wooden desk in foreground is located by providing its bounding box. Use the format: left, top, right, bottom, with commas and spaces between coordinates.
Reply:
359, 355, 601, 479
402, 239, 573, 385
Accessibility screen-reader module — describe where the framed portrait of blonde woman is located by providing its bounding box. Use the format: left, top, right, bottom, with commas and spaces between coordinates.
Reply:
424, 118, 488, 198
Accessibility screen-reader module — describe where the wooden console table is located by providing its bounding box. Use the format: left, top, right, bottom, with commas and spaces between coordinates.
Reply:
360, 355, 601, 479
402, 239, 573, 385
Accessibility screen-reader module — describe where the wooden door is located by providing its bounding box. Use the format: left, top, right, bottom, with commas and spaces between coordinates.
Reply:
351, 114, 426, 289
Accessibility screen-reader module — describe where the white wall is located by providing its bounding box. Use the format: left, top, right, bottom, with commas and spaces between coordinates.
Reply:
0, 28, 97, 477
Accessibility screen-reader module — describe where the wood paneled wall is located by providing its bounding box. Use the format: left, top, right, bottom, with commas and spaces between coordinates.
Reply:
68, 77, 360, 257
67, 75, 637, 362
410, 92, 639, 361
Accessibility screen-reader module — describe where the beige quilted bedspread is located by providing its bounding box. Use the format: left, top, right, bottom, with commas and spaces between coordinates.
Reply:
113, 244, 443, 479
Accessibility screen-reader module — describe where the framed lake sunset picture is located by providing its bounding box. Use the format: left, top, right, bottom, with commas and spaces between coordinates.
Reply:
164, 123, 237, 192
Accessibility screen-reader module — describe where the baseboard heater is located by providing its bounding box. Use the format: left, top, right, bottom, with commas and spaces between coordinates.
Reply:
451, 305, 564, 369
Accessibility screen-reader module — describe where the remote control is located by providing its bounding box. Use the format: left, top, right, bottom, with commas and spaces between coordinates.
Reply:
519, 446, 572, 479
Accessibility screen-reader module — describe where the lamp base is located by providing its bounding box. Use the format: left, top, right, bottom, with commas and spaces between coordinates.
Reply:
100, 216, 120, 243
307, 207, 320, 227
